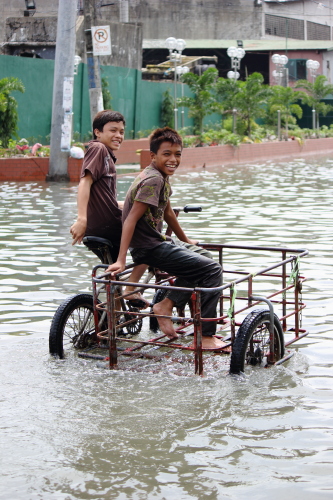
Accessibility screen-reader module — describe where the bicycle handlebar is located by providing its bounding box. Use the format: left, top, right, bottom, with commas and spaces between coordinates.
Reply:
173, 205, 202, 213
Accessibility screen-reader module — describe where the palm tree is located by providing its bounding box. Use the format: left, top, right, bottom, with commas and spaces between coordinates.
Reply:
214, 77, 241, 121
0, 77, 25, 148
267, 85, 305, 139
232, 72, 272, 137
296, 74, 333, 129
177, 67, 218, 134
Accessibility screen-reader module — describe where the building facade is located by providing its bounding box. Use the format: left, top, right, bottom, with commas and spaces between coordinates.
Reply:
1, 1, 333, 82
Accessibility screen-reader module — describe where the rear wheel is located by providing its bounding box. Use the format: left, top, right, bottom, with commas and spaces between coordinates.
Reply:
118, 303, 143, 336
229, 309, 285, 375
49, 294, 100, 358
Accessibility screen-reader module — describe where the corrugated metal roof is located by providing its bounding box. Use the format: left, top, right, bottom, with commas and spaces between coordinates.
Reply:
143, 39, 333, 51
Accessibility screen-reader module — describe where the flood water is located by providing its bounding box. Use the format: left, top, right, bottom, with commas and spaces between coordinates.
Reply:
0, 156, 333, 499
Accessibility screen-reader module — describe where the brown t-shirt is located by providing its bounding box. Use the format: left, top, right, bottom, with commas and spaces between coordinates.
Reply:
81, 140, 122, 243
122, 163, 172, 249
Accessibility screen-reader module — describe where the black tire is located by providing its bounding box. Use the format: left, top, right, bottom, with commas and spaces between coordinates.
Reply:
49, 294, 100, 358
229, 309, 285, 375
118, 303, 143, 336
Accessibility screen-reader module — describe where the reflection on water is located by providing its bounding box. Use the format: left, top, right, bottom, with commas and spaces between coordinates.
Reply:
1, 158, 333, 499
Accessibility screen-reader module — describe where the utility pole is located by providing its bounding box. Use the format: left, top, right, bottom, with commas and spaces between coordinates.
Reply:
47, 0, 77, 181
84, 0, 103, 122
119, 0, 129, 22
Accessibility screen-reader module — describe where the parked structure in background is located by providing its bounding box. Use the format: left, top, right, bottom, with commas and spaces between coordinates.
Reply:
1, 0, 333, 150
1, 1, 333, 85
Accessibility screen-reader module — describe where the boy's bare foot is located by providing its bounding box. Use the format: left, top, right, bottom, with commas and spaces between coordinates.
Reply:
124, 290, 150, 309
152, 301, 179, 340
190, 336, 227, 350
202, 336, 227, 349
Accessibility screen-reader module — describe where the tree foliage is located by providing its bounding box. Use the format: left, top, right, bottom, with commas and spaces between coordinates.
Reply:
214, 77, 241, 115
267, 85, 305, 137
296, 74, 333, 125
177, 67, 218, 134
161, 89, 174, 128
0, 77, 25, 147
101, 77, 112, 110
232, 73, 272, 137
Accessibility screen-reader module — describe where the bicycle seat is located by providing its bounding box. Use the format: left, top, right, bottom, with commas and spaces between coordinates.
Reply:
82, 236, 114, 264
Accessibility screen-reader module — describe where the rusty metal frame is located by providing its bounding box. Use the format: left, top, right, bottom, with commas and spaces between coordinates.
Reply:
81, 243, 309, 375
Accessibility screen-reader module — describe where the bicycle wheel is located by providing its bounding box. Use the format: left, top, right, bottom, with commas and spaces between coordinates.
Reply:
49, 294, 100, 358
229, 309, 285, 375
118, 303, 143, 336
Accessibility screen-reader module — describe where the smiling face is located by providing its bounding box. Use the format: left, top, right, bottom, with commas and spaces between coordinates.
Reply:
94, 121, 125, 151
150, 141, 182, 178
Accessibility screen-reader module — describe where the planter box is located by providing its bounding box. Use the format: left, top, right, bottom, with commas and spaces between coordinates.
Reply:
0, 138, 149, 182
140, 137, 333, 169
1, 137, 333, 182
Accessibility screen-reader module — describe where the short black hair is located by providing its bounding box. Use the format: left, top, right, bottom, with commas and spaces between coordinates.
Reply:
92, 110, 125, 139
149, 127, 183, 154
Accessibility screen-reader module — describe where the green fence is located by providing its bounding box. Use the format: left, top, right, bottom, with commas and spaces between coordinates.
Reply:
1, 54, 212, 142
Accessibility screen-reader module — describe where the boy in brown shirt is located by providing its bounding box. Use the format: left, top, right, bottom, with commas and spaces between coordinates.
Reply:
107, 127, 225, 348
70, 110, 148, 306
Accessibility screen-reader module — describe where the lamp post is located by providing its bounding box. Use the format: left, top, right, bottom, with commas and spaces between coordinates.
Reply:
227, 46, 245, 81
306, 59, 320, 130
176, 65, 189, 129
165, 37, 186, 130
227, 46, 245, 133
271, 54, 289, 86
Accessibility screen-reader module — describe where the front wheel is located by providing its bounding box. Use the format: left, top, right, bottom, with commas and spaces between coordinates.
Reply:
49, 294, 99, 359
229, 309, 285, 375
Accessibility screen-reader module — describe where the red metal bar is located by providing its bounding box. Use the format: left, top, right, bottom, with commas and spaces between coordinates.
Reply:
282, 250, 287, 332
230, 284, 235, 343
193, 290, 203, 375
107, 282, 118, 369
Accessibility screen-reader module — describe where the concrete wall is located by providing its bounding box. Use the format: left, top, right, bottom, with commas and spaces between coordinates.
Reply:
0, 0, 58, 47
0, 0, 262, 50
95, 20, 143, 71
94, 0, 263, 40
2, 136, 333, 183
140, 137, 333, 170
263, 0, 333, 26
3, 16, 57, 58
263, 0, 333, 40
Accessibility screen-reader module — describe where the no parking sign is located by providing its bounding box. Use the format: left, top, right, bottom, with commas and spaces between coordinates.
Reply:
92, 26, 111, 56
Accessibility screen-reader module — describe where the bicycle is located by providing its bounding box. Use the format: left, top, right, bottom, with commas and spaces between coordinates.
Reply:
49, 208, 309, 375
49, 205, 202, 359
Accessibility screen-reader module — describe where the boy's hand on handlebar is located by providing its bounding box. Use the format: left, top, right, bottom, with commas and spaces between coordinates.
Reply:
106, 260, 126, 278
186, 238, 199, 246
70, 219, 87, 245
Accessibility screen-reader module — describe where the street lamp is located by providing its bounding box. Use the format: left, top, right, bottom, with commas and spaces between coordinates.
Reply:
306, 59, 320, 82
306, 59, 320, 130
227, 46, 245, 133
227, 46, 245, 81
165, 37, 186, 130
176, 65, 189, 129
271, 54, 289, 86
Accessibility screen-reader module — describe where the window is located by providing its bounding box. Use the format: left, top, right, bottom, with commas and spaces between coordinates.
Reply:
307, 21, 331, 41
287, 59, 307, 81
265, 14, 305, 40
